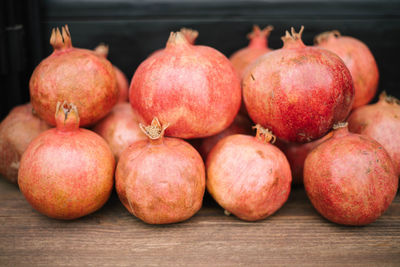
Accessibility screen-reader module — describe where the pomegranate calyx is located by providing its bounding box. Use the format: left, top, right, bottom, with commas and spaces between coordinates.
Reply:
139, 117, 169, 141
247, 25, 273, 49
379, 91, 400, 105
314, 30, 341, 45
55, 101, 80, 131
333, 121, 348, 130
166, 31, 190, 49
94, 43, 109, 58
253, 124, 276, 144
281, 26, 306, 49
179, 28, 199, 45
50, 25, 72, 51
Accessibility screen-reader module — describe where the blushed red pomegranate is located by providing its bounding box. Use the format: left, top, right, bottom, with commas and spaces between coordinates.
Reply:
206, 125, 292, 221
93, 102, 147, 160
230, 25, 273, 79
94, 44, 129, 102
197, 114, 253, 159
242, 26, 354, 143
304, 122, 398, 225
348, 92, 400, 176
30, 25, 118, 126
18, 102, 115, 220
315, 31, 379, 108
0, 103, 50, 184
130, 31, 241, 139
116, 118, 205, 224
280, 132, 332, 185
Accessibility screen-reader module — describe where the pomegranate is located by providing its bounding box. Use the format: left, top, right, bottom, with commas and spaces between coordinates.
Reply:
130, 31, 241, 139
280, 132, 332, 185
94, 44, 129, 102
206, 125, 292, 221
304, 122, 398, 225
197, 114, 253, 159
18, 101, 115, 220
348, 92, 400, 176
93, 102, 147, 160
242, 26, 354, 143
230, 25, 274, 79
30, 25, 118, 126
116, 118, 205, 224
0, 103, 50, 184
315, 31, 379, 108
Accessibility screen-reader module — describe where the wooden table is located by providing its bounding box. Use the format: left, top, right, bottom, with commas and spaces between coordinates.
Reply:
0, 178, 399, 266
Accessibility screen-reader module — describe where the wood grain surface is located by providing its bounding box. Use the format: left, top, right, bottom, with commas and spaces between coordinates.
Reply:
0, 178, 399, 266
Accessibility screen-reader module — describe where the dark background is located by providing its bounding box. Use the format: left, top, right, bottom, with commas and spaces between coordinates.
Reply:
1, 0, 400, 120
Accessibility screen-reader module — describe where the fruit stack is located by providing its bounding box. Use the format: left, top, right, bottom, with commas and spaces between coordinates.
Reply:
0, 24, 398, 226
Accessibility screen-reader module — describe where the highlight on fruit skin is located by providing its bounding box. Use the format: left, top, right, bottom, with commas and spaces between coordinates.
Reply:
242, 25, 354, 143
206, 125, 292, 221
18, 101, 115, 220
303, 122, 398, 226
115, 117, 206, 224
30, 24, 119, 127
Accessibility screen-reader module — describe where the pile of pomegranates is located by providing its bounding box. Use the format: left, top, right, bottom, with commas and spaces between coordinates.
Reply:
0, 23, 397, 227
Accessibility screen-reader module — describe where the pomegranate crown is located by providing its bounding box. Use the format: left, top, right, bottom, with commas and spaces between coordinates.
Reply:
247, 25, 274, 39
179, 27, 199, 45
139, 117, 169, 141
281, 25, 306, 49
94, 43, 109, 58
380, 91, 400, 105
166, 31, 191, 48
332, 121, 348, 130
253, 124, 276, 144
50, 25, 72, 51
55, 101, 80, 131
314, 30, 341, 45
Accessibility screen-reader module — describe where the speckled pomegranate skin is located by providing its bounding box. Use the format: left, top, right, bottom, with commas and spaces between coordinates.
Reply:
130, 32, 241, 139
230, 25, 273, 79
0, 103, 50, 184
206, 134, 292, 221
30, 26, 118, 126
93, 103, 146, 160
303, 125, 398, 225
116, 131, 205, 224
114, 66, 129, 102
281, 132, 332, 185
18, 103, 115, 220
197, 114, 253, 159
315, 32, 379, 108
348, 94, 400, 176
242, 28, 354, 143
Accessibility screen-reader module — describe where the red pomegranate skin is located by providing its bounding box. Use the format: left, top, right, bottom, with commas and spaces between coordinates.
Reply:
230, 25, 274, 79
116, 118, 206, 224
206, 126, 292, 221
348, 92, 400, 176
280, 132, 332, 185
30, 25, 118, 126
315, 31, 379, 108
242, 26, 354, 143
197, 114, 253, 159
94, 44, 129, 102
18, 102, 115, 220
0, 103, 50, 183
130, 32, 241, 139
304, 123, 398, 226
93, 103, 147, 160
